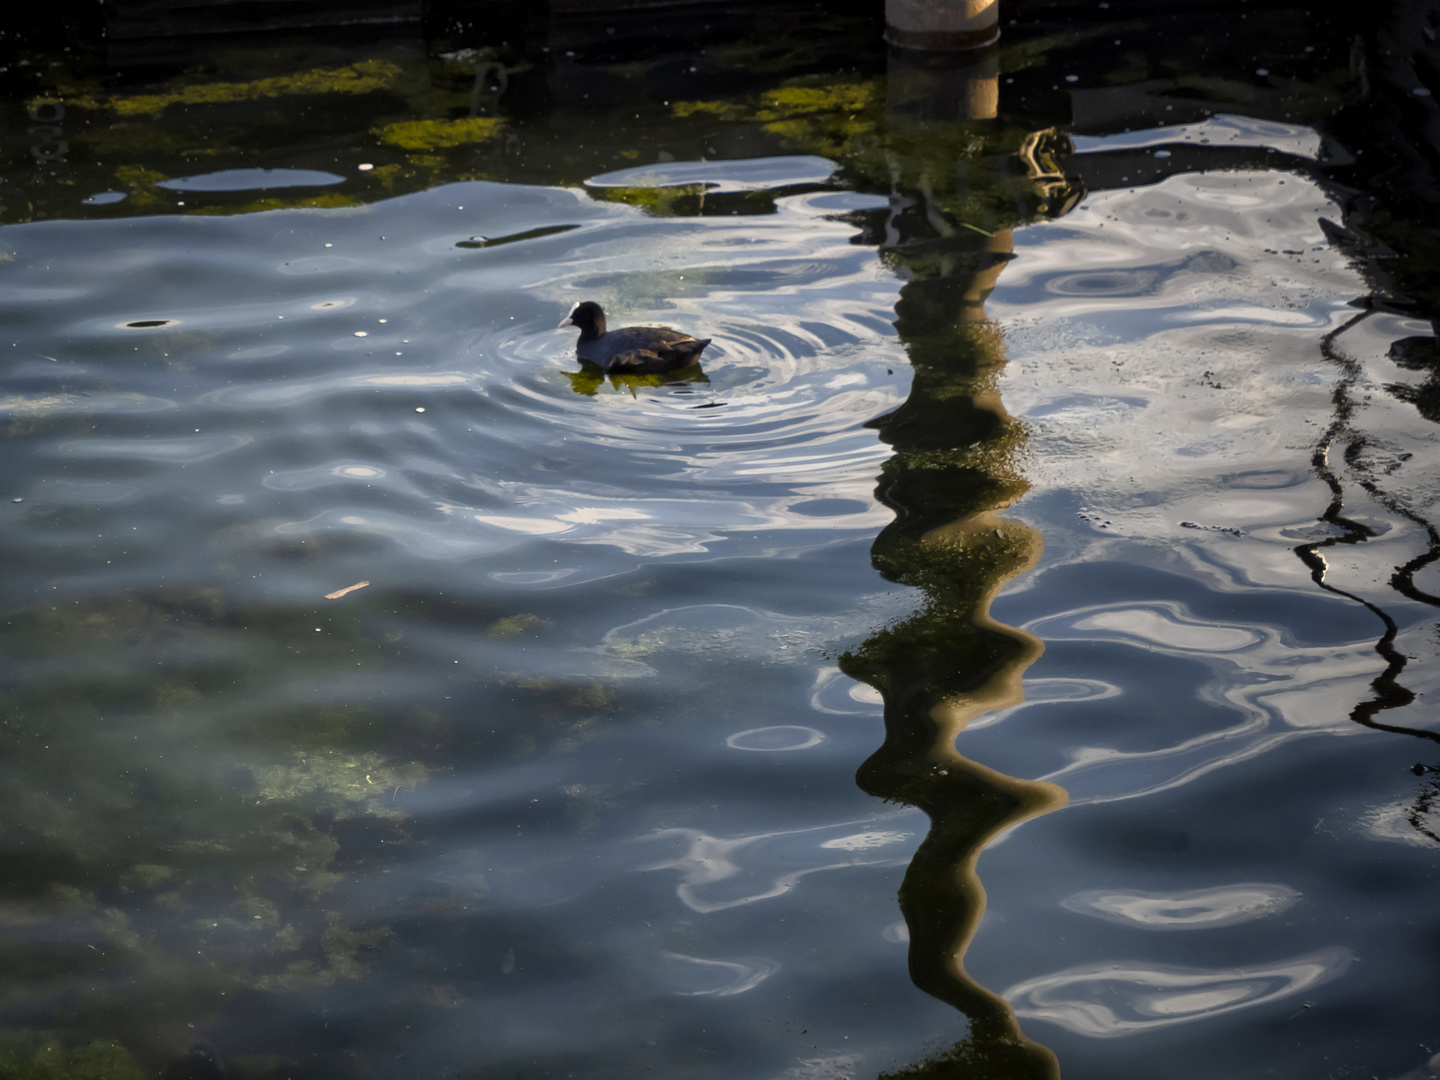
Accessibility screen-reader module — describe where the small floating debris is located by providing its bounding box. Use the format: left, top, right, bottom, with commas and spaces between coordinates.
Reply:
455, 224, 580, 249
120, 318, 177, 329
325, 580, 371, 600
358, 163, 374, 171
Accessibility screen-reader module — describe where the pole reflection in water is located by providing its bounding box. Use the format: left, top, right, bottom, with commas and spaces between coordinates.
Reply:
839, 42, 1080, 1080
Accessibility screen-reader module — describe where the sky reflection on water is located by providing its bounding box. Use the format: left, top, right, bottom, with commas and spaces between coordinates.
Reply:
2, 9, 1440, 1080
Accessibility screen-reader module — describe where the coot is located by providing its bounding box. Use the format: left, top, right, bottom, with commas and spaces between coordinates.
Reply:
558, 301, 712, 373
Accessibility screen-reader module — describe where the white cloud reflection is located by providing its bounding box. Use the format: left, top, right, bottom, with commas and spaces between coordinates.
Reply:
1061, 883, 1300, 929
1025, 599, 1381, 805
1005, 947, 1353, 1037
1070, 113, 1328, 160
1362, 801, 1440, 847
808, 667, 888, 715
645, 817, 916, 914
658, 952, 781, 996
585, 155, 837, 194
726, 726, 826, 752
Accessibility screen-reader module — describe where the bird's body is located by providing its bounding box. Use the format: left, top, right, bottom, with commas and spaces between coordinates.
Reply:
558, 301, 711, 373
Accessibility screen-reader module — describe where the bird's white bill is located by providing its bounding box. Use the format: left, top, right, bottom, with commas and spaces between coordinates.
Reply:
557, 316, 574, 328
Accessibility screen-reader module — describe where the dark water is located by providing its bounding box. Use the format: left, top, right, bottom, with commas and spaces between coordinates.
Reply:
1, 3, 1438, 1079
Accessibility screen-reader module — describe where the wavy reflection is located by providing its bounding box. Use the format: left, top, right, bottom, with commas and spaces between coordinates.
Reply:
1025, 599, 1403, 805
658, 951, 782, 996
647, 820, 915, 914
1061, 884, 1299, 929
1292, 309, 1440, 747
990, 163, 1440, 756
1005, 948, 1354, 1037
1069, 114, 1330, 160
830, 57, 1079, 1079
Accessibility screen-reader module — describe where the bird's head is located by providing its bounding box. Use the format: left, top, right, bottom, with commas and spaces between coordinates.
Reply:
558, 301, 606, 339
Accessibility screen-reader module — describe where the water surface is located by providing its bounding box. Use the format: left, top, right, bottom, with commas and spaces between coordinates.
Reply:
2, 6, 1439, 1080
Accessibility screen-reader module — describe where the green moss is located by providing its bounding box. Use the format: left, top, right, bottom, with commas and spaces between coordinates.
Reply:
587, 182, 728, 218
105, 60, 403, 117
567, 684, 617, 709
112, 165, 168, 208
609, 632, 666, 659
487, 613, 550, 638
374, 116, 505, 151
191, 193, 363, 216
671, 99, 749, 121
251, 749, 427, 819
0, 1040, 148, 1080
253, 920, 393, 991
117, 864, 174, 893
46, 884, 96, 912
669, 74, 1073, 233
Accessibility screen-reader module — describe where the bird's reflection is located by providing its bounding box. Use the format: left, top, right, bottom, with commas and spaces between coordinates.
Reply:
563, 364, 710, 397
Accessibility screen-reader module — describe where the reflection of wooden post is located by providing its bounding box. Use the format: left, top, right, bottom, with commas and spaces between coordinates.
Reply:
844, 129, 1068, 1071
886, 0, 999, 51
886, 42, 999, 121
959, 227, 1011, 321
847, 504, 1065, 1080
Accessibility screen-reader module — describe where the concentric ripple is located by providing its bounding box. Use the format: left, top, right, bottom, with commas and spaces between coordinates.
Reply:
0, 168, 905, 601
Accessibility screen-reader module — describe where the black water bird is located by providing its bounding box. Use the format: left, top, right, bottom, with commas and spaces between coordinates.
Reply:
558, 301, 712, 373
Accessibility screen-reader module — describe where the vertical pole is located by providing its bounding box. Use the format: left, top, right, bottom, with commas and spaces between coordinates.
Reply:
885, 0, 1000, 51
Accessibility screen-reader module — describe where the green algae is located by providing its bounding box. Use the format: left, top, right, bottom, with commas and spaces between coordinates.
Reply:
104, 60, 402, 118
374, 116, 506, 150
0, 1040, 148, 1080
487, 612, 550, 638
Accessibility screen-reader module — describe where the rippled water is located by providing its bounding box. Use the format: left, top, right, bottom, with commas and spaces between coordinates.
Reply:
0, 161, 938, 1077
3, 10, 1440, 1080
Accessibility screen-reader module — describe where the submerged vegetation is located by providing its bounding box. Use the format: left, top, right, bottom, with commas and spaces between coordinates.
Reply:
0, 590, 427, 1069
